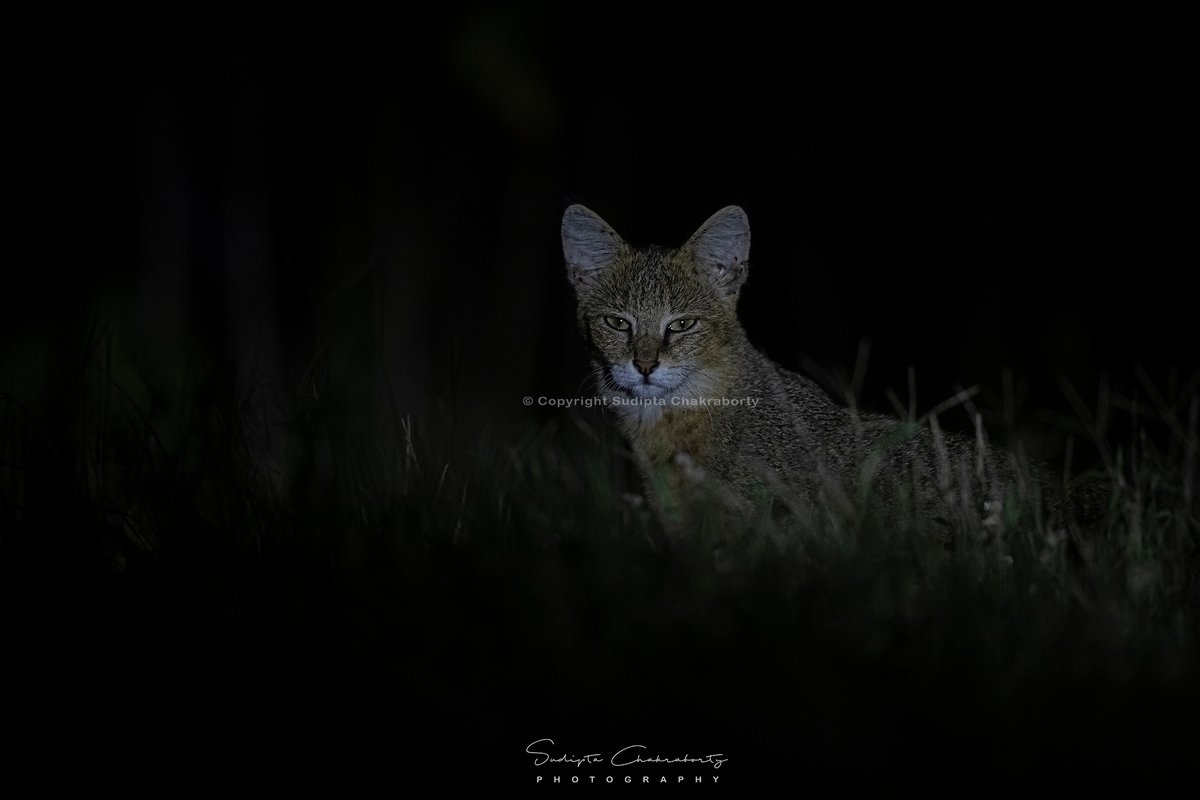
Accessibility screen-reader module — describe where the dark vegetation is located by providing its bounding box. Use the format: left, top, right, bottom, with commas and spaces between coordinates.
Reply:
2, 330, 1197, 788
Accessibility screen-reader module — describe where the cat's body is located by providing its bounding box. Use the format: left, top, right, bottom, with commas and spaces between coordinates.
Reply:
562, 204, 1091, 534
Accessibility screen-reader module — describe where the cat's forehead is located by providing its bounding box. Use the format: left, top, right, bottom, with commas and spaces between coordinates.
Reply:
600, 247, 715, 314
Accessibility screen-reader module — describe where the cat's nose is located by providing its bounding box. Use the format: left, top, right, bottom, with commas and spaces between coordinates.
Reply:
634, 358, 659, 377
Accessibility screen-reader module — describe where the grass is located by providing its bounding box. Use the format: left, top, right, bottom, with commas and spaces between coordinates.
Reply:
2, 329, 1198, 789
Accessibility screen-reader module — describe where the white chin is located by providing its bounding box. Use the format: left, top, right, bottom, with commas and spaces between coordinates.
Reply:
626, 383, 668, 398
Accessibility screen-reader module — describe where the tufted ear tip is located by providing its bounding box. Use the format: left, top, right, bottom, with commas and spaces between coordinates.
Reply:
709, 205, 749, 229
561, 204, 596, 231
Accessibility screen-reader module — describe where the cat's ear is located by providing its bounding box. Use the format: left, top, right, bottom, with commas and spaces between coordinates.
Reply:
686, 205, 750, 295
562, 204, 628, 290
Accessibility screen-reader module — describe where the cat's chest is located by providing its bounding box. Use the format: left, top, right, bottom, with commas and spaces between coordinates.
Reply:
627, 408, 718, 466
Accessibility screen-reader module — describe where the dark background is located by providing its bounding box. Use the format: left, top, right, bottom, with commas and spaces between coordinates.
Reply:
7, 4, 1194, 434
4, 2, 1196, 789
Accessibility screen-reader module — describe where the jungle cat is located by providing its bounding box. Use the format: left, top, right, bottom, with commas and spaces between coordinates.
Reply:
562, 203, 1097, 535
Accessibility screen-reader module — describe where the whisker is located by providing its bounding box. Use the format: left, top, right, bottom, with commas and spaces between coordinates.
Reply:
577, 364, 611, 395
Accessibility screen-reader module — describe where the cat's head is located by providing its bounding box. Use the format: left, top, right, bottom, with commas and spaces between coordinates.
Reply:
562, 204, 750, 400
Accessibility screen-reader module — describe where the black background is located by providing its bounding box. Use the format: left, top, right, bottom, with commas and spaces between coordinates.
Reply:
5, 2, 1196, 789
8, 5, 1194, 431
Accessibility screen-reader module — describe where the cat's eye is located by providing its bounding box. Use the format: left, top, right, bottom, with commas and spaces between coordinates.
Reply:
603, 315, 631, 331
667, 318, 697, 333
